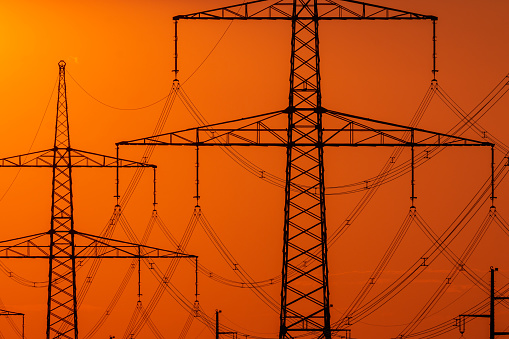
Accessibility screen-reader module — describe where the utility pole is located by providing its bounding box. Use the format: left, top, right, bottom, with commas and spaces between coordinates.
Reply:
0, 61, 197, 339
216, 310, 237, 339
459, 267, 509, 338
119, 1, 494, 338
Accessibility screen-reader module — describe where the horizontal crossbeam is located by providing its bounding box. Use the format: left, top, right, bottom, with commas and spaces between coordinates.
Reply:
174, 0, 436, 21
118, 108, 491, 148
0, 232, 193, 259
0, 309, 24, 316
0, 148, 156, 168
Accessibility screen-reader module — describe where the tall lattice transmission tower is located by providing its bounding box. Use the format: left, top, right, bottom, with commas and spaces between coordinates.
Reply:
0, 61, 197, 339
119, 1, 494, 338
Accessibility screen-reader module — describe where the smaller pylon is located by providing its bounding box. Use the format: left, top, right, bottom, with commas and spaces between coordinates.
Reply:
0, 61, 197, 339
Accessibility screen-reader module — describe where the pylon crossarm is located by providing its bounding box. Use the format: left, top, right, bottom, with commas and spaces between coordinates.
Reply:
74, 232, 196, 259
318, 0, 436, 20
460, 313, 490, 318
173, 0, 436, 21
325, 110, 493, 147
69, 149, 156, 168
0, 232, 194, 259
174, 0, 292, 20
0, 149, 54, 167
118, 107, 491, 148
0, 148, 156, 168
117, 110, 287, 147
0, 232, 49, 258
0, 309, 23, 316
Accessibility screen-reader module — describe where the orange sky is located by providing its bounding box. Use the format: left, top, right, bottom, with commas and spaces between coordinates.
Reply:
0, 0, 509, 338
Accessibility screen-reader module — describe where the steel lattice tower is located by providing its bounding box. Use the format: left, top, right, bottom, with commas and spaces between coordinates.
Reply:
0, 61, 196, 339
119, 1, 494, 338
282, 2, 330, 336
48, 60, 79, 339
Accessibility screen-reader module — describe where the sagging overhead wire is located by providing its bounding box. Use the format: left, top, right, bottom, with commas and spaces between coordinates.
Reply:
328, 74, 509, 197
328, 72, 509, 248
403, 276, 509, 339
109, 202, 291, 339
384, 80, 509, 337
59, 21, 509, 336
197, 210, 279, 311
64, 83, 179, 337
67, 67, 508, 201
123, 208, 281, 339
0, 76, 58, 290
0, 297, 23, 338
396, 210, 495, 338
64, 9, 239, 110
82, 210, 157, 338
117, 75, 506, 338
176, 84, 285, 188
341, 209, 416, 323
0, 76, 57, 203
336, 155, 508, 330
98, 79, 436, 338
120, 209, 200, 338
66, 70, 170, 111
326, 82, 438, 247
66, 69, 440, 196
122, 302, 165, 339
334, 95, 509, 335
177, 312, 195, 339
70, 70, 504, 338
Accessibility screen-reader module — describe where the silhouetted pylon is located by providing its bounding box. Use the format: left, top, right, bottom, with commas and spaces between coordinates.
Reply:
0, 61, 196, 339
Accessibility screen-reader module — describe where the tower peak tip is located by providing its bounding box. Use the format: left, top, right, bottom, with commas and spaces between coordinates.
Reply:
58, 60, 66, 67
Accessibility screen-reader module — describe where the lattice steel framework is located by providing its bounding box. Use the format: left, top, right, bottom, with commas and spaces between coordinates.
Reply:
119, 1, 493, 339
283, 2, 329, 336
50, 59, 78, 339
0, 61, 196, 339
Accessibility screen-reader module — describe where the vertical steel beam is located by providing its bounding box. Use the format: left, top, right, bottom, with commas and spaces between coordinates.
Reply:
490, 267, 495, 339
280, 1, 331, 338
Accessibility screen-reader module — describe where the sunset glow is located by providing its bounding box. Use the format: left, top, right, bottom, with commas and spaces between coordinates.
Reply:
0, 1, 508, 338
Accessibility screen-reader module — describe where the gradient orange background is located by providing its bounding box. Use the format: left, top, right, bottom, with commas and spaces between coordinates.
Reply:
0, 0, 508, 338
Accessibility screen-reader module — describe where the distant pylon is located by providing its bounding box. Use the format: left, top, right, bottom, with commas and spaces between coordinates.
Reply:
0, 61, 197, 339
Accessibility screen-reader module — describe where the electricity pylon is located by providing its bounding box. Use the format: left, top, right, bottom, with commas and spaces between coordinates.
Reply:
119, 1, 493, 338
0, 61, 197, 339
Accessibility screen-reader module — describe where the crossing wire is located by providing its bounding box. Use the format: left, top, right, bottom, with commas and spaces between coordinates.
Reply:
341, 209, 415, 323
82, 211, 157, 338
177, 312, 195, 339
111, 75, 504, 338
336, 154, 508, 329
22, 56, 504, 339
396, 210, 495, 337
0, 74, 504, 339
331, 77, 509, 331
121, 209, 200, 338
66, 70, 170, 111
404, 276, 509, 338
388, 79, 509, 337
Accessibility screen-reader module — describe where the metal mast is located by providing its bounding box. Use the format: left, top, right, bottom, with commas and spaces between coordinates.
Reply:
0, 61, 197, 339
48, 60, 78, 339
282, 1, 330, 337
459, 267, 509, 338
119, 1, 493, 338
